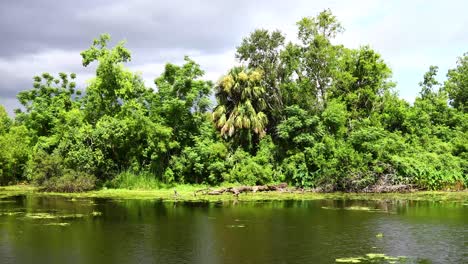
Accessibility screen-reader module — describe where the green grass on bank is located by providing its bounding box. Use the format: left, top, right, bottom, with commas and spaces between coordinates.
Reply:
0, 185, 467, 203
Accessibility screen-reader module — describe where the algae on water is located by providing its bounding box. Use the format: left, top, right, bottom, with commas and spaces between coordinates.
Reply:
44, 222, 70, 226
336, 253, 406, 263
24, 212, 84, 219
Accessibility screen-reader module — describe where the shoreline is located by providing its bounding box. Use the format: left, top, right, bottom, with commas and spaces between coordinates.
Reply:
1, 185, 467, 203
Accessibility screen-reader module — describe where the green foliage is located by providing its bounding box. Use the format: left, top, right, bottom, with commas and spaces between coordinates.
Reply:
26, 150, 96, 192
1, 10, 466, 192
331, 46, 393, 117
168, 120, 228, 184
223, 136, 277, 185
81, 34, 146, 123
236, 29, 286, 128
41, 170, 96, 193
16, 72, 79, 142
0, 105, 11, 134
322, 100, 348, 136
391, 151, 464, 190
0, 125, 30, 184
445, 53, 468, 112
213, 66, 268, 151
281, 152, 310, 187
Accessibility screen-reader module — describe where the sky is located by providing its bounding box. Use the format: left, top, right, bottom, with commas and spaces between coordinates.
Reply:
0, 0, 467, 115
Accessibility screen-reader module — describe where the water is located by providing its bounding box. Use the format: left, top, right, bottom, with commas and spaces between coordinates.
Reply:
0, 196, 466, 263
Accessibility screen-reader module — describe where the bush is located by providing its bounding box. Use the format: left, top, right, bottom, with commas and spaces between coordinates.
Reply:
223, 136, 278, 185
26, 150, 63, 185
0, 125, 31, 185
391, 151, 465, 190
281, 152, 311, 187
42, 170, 96, 192
27, 150, 97, 192
169, 133, 228, 184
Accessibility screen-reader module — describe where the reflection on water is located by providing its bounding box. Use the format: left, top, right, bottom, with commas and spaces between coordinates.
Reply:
0, 196, 466, 264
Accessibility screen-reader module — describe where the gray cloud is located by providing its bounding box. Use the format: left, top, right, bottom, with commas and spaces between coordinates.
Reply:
0, 0, 263, 59
1, 0, 467, 115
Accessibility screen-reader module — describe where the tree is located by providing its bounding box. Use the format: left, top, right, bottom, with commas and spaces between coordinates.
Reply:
81, 34, 147, 123
16, 72, 79, 149
0, 125, 30, 184
291, 9, 344, 107
0, 105, 11, 135
213, 66, 268, 151
153, 56, 212, 146
236, 29, 286, 128
331, 46, 393, 117
419, 65, 440, 99
445, 52, 468, 112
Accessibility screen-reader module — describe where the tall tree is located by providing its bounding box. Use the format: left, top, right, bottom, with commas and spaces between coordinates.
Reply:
213, 66, 267, 151
16, 72, 78, 142
419, 65, 440, 99
445, 53, 468, 112
81, 34, 147, 123
154, 56, 212, 146
279, 9, 344, 112
331, 46, 393, 117
236, 29, 286, 128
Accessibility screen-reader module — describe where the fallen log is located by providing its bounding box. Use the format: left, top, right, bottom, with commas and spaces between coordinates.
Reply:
195, 183, 289, 196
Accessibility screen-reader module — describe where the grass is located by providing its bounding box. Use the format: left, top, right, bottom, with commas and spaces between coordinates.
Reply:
108, 171, 165, 190
0, 184, 467, 203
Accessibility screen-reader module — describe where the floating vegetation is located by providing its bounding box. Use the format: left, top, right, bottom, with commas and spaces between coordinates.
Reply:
24, 213, 84, 219
25, 213, 57, 219
321, 206, 384, 212
226, 224, 246, 228
0, 211, 23, 216
344, 206, 381, 212
91, 211, 102, 216
336, 253, 406, 263
0, 200, 16, 203
321, 206, 340, 210
336, 257, 362, 263
376, 233, 384, 238
44, 222, 70, 226
60, 213, 84, 219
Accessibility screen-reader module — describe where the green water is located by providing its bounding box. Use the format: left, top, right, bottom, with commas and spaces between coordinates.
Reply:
0, 196, 466, 263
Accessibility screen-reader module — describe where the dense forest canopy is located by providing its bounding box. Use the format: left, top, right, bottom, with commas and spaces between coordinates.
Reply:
0, 10, 466, 192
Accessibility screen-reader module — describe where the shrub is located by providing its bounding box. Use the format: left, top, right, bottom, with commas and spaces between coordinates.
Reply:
391, 151, 465, 190
223, 137, 277, 185
42, 170, 96, 192
281, 152, 311, 187
0, 125, 31, 185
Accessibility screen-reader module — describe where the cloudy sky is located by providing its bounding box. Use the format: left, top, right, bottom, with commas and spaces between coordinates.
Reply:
1, 0, 467, 115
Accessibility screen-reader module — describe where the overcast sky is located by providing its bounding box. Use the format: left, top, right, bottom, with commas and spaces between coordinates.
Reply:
1, 0, 467, 115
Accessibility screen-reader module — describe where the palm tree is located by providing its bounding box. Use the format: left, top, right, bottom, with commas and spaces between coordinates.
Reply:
213, 66, 268, 151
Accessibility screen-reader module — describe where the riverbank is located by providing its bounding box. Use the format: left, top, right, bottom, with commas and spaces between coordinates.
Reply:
1, 185, 467, 203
